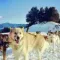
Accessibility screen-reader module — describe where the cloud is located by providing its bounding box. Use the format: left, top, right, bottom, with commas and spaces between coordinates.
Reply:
0, 16, 3, 19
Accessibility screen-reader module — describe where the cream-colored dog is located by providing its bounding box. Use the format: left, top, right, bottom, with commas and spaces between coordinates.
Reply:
47, 31, 60, 44
8, 28, 49, 60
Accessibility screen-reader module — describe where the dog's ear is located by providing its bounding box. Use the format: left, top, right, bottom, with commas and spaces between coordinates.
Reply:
10, 28, 14, 33
8, 28, 15, 43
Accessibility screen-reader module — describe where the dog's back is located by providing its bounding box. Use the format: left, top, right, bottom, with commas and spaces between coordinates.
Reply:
23, 32, 47, 52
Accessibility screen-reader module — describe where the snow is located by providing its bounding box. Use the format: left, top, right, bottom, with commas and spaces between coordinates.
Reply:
40, 32, 48, 36
0, 42, 60, 60
0, 48, 14, 60
0, 32, 9, 35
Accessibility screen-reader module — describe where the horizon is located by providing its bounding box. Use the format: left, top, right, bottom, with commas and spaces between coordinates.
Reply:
0, 0, 60, 24
0, 21, 60, 25
0, 22, 28, 24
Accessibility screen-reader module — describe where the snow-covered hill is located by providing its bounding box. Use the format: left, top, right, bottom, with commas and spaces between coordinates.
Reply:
28, 22, 60, 32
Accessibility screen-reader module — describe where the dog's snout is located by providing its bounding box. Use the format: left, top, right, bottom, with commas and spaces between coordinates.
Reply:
17, 36, 19, 40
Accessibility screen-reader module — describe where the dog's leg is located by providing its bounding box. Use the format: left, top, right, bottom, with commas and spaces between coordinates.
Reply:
38, 41, 49, 60
38, 50, 42, 60
23, 48, 29, 60
25, 52, 29, 60
41, 41, 49, 54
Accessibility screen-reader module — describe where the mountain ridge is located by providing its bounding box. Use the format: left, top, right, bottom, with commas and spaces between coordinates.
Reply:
0, 22, 27, 29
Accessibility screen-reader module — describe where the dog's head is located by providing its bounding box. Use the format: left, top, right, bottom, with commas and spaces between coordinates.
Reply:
9, 28, 24, 44
47, 32, 60, 43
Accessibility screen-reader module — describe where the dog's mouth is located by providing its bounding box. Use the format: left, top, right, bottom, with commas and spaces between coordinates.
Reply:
14, 36, 20, 44
15, 39, 19, 43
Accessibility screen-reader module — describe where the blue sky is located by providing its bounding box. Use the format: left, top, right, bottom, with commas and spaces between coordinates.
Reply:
0, 0, 60, 24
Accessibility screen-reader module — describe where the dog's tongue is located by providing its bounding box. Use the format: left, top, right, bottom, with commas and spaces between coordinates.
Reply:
16, 40, 19, 43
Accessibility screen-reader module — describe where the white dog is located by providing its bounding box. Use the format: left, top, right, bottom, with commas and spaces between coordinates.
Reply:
9, 28, 55, 60
47, 31, 60, 44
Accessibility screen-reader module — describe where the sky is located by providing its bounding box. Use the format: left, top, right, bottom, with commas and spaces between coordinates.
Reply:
0, 0, 60, 24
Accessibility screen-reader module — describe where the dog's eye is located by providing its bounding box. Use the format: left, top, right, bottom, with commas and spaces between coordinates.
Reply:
20, 32, 21, 34
15, 32, 17, 35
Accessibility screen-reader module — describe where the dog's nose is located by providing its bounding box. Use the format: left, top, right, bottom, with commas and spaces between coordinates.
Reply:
17, 36, 19, 40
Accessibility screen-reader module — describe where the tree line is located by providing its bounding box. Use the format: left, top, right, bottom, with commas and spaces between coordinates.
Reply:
26, 7, 60, 32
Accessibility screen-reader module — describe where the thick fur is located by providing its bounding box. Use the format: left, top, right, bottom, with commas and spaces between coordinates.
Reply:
8, 28, 49, 60
47, 31, 60, 44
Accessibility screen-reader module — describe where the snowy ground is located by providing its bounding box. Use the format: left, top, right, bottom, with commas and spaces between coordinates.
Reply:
0, 42, 60, 60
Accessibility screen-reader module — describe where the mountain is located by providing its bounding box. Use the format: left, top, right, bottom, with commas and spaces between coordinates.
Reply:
0, 23, 27, 29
